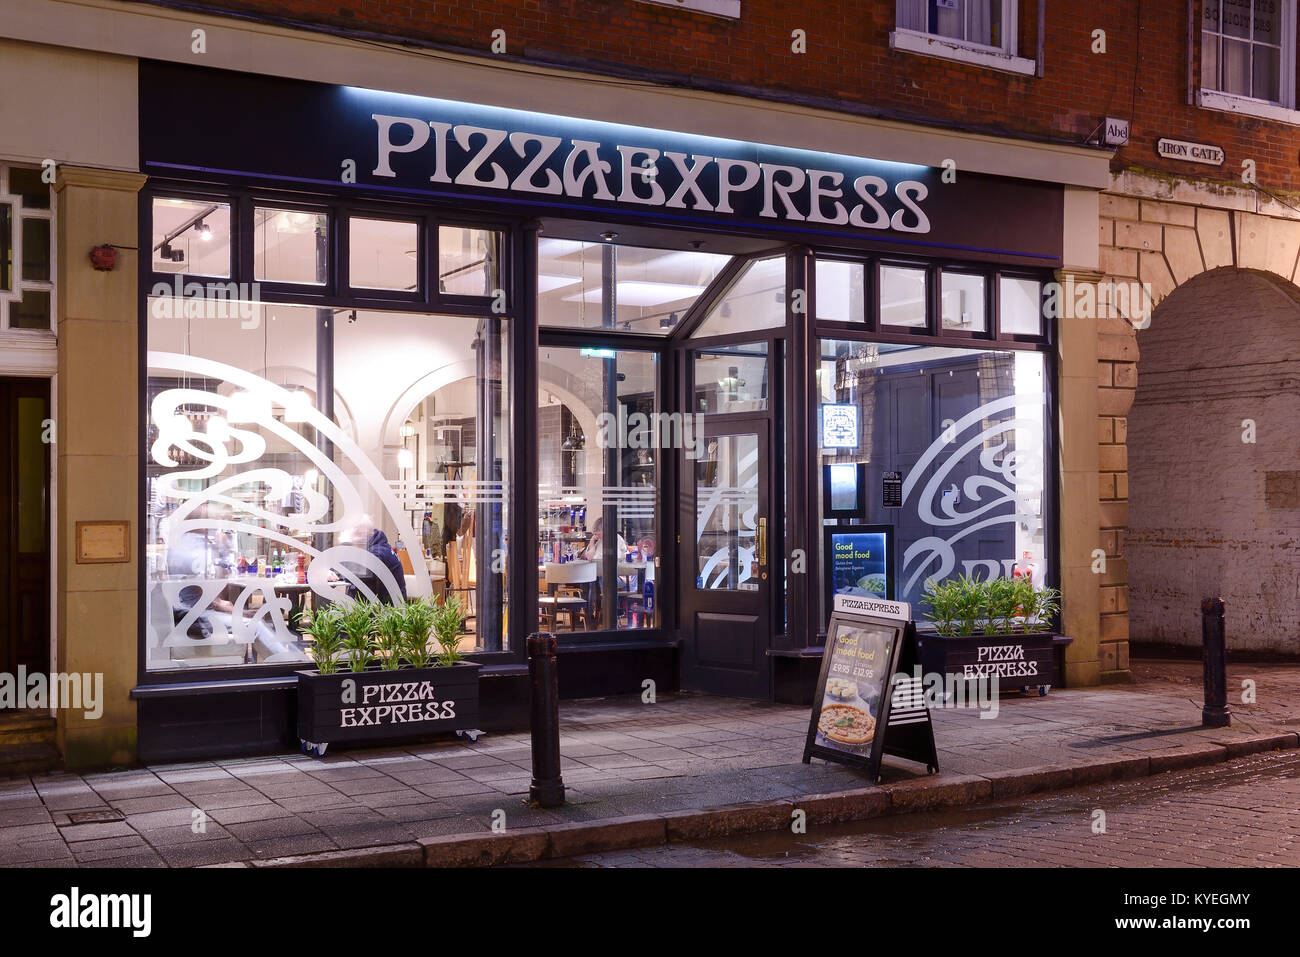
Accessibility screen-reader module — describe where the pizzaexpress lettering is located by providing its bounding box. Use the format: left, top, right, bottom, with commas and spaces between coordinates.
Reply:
339, 679, 456, 728
371, 115, 932, 233
962, 644, 1040, 679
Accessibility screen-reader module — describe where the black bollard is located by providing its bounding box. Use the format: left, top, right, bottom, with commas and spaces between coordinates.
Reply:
1201, 597, 1230, 728
527, 632, 566, 807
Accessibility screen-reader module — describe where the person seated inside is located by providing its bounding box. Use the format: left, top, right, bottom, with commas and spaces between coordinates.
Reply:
581, 517, 629, 620
343, 515, 408, 604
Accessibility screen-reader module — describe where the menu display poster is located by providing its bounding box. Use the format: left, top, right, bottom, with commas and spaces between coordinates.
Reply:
823, 526, 894, 628
827, 530, 888, 598
803, 603, 939, 781
882, 471, 903, 508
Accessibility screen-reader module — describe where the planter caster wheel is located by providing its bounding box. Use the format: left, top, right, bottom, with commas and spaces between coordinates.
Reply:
1038, 684, 1051, 697
300, 739, 329, 758
456, 729, 484, 743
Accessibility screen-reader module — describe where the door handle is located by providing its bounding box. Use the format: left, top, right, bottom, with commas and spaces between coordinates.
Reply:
757, 517, 767, 566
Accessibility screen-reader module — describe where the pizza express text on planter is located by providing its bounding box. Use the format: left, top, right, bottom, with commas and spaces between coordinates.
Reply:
918, 632, 1069, 696
296, 661, 481, 755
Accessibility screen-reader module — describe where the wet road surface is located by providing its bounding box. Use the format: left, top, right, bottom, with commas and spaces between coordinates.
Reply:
514, 752, 1300, 867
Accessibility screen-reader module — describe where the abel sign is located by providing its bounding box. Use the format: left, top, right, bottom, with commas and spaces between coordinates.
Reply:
140, 61, 1064, 263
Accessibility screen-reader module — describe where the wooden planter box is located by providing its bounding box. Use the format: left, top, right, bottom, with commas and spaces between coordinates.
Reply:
296, 661, 481, 755
917, 631, 1071, 696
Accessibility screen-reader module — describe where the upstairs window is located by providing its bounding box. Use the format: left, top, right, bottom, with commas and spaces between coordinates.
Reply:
0, 164, 54, 332
898, 0, 1014, 53
892, 1, 1033, 75
1201, 0, 1294, 105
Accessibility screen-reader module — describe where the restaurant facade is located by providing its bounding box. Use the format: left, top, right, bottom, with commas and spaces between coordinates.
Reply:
1, 1, 1121, 767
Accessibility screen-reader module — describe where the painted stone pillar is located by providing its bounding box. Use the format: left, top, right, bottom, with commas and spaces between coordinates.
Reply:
1055, 268, 1104, 687
52, 166, 147, 768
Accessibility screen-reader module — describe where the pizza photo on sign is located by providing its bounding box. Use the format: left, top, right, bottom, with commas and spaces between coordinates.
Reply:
817, 704, 877, 746
812, 622, 894, 754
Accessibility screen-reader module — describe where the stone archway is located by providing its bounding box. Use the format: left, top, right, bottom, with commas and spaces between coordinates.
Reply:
1127, 269, 1300, 654
1095, 190, 1300, 673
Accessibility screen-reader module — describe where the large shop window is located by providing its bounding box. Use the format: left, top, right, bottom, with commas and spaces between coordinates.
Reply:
817, 340, 1048, 618
0, 164, 54, 332
144, 267, 509, 671
536, 347, 659, 632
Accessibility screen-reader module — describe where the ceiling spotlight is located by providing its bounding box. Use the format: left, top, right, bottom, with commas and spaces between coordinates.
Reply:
688, 240, 705, 249
600, 231, 618, 242
660, 311, 680, 330
197, 221, 212, 241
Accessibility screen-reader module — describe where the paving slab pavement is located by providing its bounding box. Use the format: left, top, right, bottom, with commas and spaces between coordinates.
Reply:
0, 660, 1297, 868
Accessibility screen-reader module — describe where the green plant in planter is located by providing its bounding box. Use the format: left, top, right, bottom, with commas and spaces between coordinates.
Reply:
919, 578, 960, 637
373, 602, 407, 670
431, 593, 466, 667
402, 598, 436, 669
1023, 584, 1061, 632
305, 606, 342, 675
337, 599, 376, 673
984, 576, 1022, 634
949, 574, 986, 636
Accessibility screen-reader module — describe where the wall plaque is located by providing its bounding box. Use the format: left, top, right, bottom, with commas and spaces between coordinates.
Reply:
76, 521, 130, 564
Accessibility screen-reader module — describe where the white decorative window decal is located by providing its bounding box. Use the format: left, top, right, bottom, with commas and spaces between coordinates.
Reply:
900, 392, 1045, 597
147, 352, 431, 660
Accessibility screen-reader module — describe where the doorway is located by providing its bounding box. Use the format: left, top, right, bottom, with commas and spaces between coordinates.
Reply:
679, 415, 772, 697
0, 376, 50, 676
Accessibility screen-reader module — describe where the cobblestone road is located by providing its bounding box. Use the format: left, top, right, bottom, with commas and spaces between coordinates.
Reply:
520, 752, 1300, 867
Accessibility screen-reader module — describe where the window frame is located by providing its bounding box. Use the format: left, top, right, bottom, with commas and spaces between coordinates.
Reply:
891, 0, 1036, 76
811, 331, 1060, 631
0, 163, 56, 335
1197, 0, 1300, 120
138, 183, 522, 685
812, 252, 1052, 350
536, 328, 675, 646
145, 182, 514, 318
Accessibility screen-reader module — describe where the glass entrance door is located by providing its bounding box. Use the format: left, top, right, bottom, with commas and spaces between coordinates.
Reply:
679, 416, 771, 696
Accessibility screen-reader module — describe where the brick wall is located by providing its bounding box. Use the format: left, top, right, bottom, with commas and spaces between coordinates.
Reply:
155, 0, 1300, 195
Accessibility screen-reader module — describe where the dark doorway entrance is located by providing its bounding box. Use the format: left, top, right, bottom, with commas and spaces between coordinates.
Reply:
680, 415, 772, 697
0, 377, 50, 676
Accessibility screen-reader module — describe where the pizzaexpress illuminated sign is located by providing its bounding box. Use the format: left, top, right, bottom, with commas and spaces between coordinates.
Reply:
369, 113, 933, 233
139, 61, 1065, 262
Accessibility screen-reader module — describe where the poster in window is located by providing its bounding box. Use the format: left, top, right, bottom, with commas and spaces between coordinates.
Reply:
827, 529, 890, 599
821, 403, 858, 449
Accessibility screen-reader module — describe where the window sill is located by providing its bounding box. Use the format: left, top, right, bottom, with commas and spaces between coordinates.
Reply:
889, 29, 1036, 76
1196, 89, 1300, 126
632, 0, 740, 18
0, 329, 56, 375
